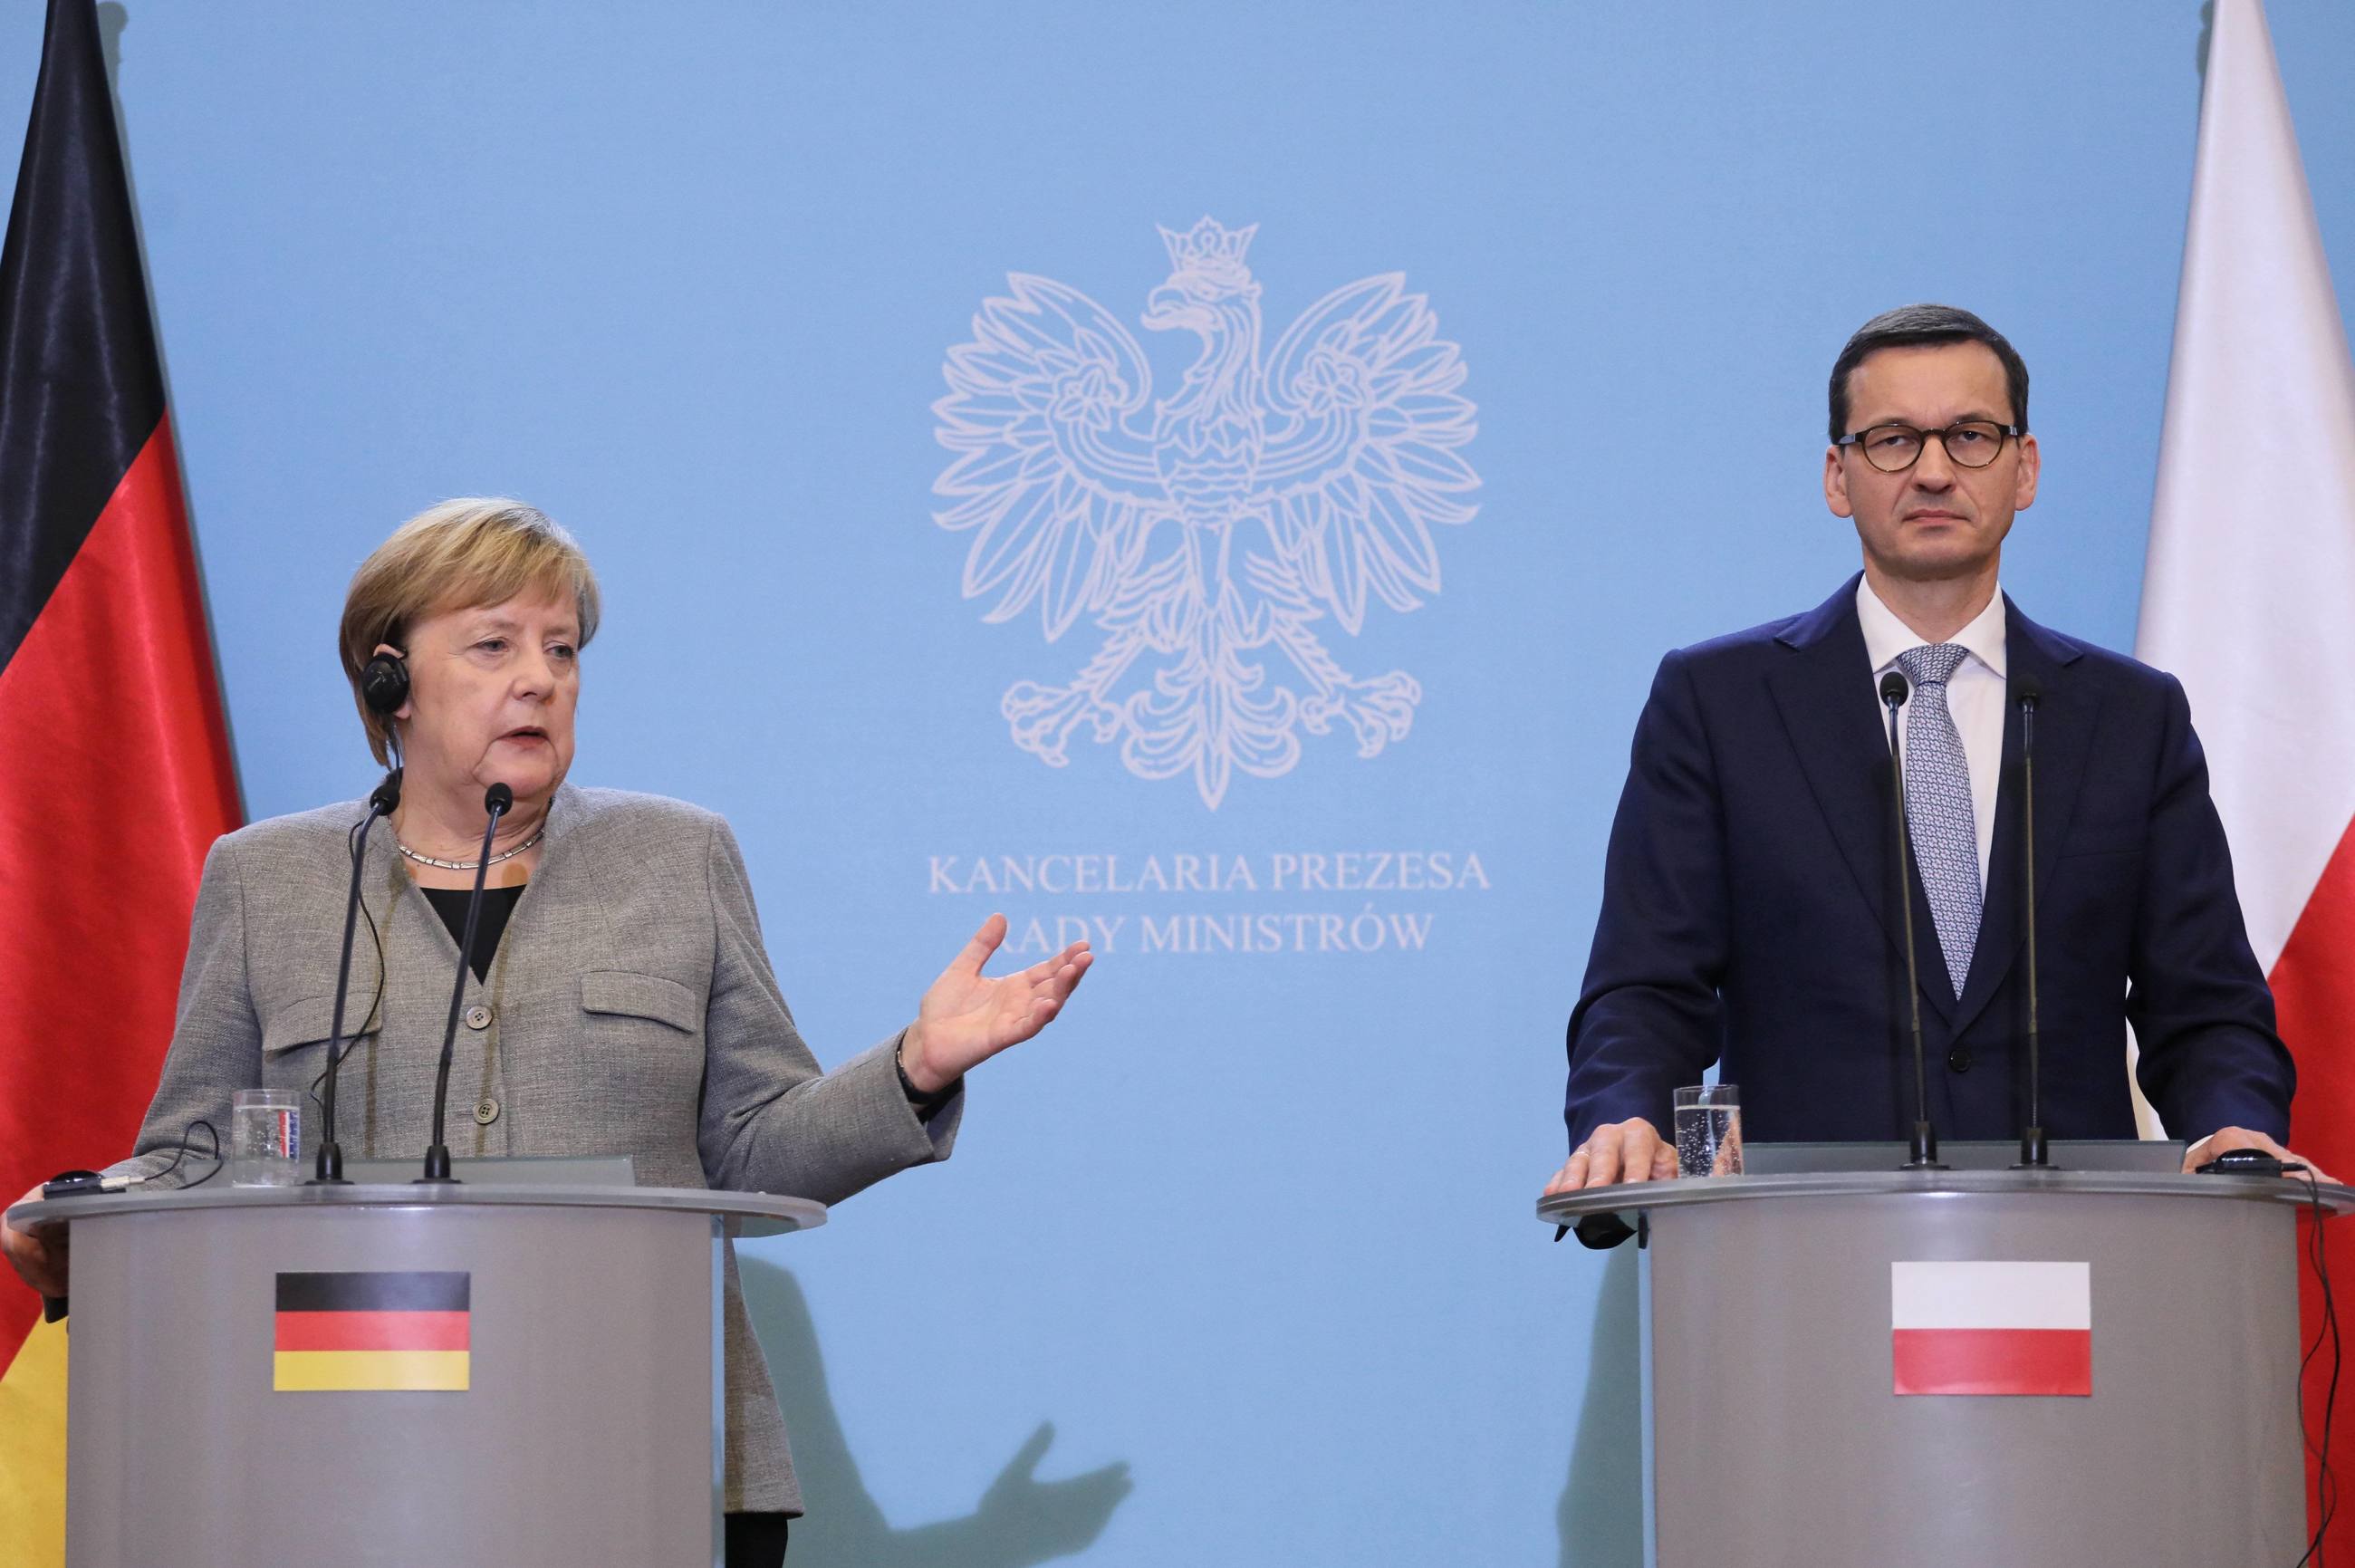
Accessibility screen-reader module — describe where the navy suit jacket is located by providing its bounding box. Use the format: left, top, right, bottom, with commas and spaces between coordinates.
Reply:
1564, 577, 2294, 1150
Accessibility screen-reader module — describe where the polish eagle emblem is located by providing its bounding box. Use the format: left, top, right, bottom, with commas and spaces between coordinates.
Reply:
932, 218, 1480, 809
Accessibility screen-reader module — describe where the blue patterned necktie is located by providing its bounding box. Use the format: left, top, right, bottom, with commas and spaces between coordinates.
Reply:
1896, 643, 1980, 998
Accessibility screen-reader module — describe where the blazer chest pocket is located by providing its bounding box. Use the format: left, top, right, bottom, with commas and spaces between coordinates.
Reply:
579, 971, 701, 1034
260, 995, 380, 1096
263, 994, 381, 1057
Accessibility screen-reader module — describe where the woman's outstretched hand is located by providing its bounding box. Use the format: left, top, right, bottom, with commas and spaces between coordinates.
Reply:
900, 914, 1092, 1094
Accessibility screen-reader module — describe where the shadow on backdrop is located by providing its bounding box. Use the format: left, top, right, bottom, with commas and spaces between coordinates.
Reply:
1558, 1243, 1645, 1568
738, 1259, 1133, 1567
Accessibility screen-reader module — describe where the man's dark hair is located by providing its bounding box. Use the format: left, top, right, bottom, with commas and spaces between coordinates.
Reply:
1828, 303, 2030, 441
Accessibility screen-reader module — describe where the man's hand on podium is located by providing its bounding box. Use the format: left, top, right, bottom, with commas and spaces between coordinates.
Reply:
1544, 1117, 1675, 1194
2185, 1126, 2340, 1185
2, 1183, 68, 1298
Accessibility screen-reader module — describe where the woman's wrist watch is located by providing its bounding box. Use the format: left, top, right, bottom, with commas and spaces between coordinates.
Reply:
895, 1040, 953, 1107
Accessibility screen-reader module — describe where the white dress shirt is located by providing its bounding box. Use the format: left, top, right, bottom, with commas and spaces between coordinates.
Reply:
1857, 577, 2006, 889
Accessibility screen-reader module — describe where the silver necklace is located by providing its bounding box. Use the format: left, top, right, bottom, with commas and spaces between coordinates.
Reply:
396, 825, 545, 872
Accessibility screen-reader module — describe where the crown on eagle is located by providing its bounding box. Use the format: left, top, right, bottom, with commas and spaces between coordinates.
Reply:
1158, 216, 1258, 286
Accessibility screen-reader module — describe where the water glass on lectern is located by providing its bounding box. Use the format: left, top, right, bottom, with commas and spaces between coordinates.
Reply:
229, 1089, 302, 1186
1673, 1083, 1742, 1178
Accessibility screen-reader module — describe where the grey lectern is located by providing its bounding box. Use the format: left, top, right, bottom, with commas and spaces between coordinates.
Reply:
1538, 1169, 2355, 1565
6, 1182, 823, 1568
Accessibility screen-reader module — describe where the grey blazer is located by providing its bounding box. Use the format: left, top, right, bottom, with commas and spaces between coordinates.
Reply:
111, 783, 959, 1515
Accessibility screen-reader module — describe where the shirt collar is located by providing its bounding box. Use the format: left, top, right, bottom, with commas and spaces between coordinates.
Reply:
1856, 577, 2008, 680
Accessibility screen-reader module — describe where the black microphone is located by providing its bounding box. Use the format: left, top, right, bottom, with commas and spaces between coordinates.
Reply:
312, 768, 401, 1185
1880, 671, 1942, 1169
2014, 675, 2049, 1169
419, 782, 513, 1184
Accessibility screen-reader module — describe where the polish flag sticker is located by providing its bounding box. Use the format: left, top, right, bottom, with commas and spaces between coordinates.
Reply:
1890, 1261, 2092, 1397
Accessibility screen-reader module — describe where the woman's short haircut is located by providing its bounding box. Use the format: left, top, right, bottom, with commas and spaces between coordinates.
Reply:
1828, 303, 2030, 441
338, 498, 602, 765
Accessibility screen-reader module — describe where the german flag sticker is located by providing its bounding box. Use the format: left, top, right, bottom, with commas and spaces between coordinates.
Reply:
274, 1271, 471, 1391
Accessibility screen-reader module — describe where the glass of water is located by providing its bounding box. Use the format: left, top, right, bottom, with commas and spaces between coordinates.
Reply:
230, 1089, 303, 1186
1673, 1083, 1742, 1178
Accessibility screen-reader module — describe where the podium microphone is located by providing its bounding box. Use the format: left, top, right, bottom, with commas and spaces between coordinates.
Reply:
419, 782, 513, 1184
2014, 676, 2050, 1169
1880, 672, 1943, 1169
312, 768, 401, 1185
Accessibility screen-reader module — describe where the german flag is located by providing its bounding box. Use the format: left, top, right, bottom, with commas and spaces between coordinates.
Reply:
2, 2, 242, 1556
273, 1273, 472, 1392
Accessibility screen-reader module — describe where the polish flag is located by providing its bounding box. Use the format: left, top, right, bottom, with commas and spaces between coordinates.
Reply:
1890, 1262, 2092, 1398
2132, 0, 2355, 1547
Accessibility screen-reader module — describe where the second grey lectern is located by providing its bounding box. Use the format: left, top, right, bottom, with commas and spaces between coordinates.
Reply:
1539, 1169, 2353, 1565
8, 1181, 823, 1568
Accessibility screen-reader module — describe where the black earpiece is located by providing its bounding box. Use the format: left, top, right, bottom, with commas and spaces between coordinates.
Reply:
360, 649, 409, 716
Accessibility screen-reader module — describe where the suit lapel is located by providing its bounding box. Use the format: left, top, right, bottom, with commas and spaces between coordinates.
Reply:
1764, 577, 1957, 1026
1947, 600, 2094, 1039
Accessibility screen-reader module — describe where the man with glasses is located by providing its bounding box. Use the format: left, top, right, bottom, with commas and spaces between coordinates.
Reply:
1546, 303, 2315, 1193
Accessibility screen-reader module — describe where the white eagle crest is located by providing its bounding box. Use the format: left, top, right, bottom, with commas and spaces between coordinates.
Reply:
932, 218, 1479, 809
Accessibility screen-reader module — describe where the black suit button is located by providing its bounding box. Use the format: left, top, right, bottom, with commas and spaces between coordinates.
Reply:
1947, 1047, 1973, 1073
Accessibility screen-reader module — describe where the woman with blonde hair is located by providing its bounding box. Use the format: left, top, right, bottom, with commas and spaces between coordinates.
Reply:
2, 498, 1091, 1565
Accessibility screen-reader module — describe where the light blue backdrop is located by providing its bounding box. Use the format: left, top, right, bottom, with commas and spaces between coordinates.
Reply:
6, 4, 2354, 1563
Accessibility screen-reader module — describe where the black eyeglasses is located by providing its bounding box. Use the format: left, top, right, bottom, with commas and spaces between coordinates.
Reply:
1834, 421, 2023, 473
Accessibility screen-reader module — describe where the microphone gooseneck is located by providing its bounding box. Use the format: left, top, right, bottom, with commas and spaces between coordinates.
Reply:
419, 782, 514, 1184
2015, 676, 2049, 1169
312, 768, 403, 1185
1880, 671, 1943, 1170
